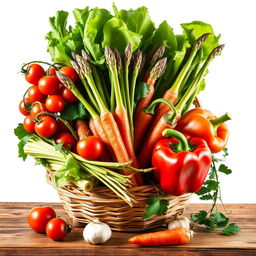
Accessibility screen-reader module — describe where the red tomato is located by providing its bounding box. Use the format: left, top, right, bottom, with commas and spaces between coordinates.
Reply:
23, 115, 35, 133
48, 67, 57, 76
31, 103, 46, 117
28, 207, 56, 233
46, 217, 71, 241
59, 86, 78, 103
55, 132, 76, 151
28, 85, 46, 102
76, 136, 103, 160
60, 66, 78, 83
38, 76, 60, 95
25, 64, 45, 84
57, 120, 75, 132
46, 95, 65, 113
35, 116, 57, 138
19, 98, 31, 116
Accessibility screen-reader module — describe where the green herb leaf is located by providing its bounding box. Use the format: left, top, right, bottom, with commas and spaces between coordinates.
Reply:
14, 123, 30, 140
60, 102, 87, 120
218, 164, 232, 175
222, 223, 241, 236
135, 82, 150, 103
142, 196, 168, 219
54, 143, 64, 152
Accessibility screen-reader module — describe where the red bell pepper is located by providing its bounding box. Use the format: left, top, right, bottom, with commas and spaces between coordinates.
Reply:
176, 108, 231, 153
152, 129, 212, 196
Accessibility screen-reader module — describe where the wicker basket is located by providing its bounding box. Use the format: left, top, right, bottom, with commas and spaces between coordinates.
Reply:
46, 170, 192, 232
46, 98, 201, 232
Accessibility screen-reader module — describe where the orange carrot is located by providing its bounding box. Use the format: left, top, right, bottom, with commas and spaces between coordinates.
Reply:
134, 58, 167, 119
101, 111, 138, 186
105, 46, 143, 186
88, 119, 99, 137
76, 119, 91, 140
138, 107, 180, 168
128, 228, 192, 246
134, 98, 175, 153
151, 89, 178, 129
115, 107, 144, 185
151, 34, 211, 130
93, 117, 116, 162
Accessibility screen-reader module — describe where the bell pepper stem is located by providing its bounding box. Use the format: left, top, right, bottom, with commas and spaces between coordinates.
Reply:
162, 129, 190, 152
210, 113, 231, 128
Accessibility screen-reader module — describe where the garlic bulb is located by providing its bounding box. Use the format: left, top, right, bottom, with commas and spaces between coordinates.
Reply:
167, 216, 190, 230
83, 219, 112, 244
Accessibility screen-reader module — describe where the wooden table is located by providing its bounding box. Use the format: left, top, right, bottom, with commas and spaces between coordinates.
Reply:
0, 203, 255, 255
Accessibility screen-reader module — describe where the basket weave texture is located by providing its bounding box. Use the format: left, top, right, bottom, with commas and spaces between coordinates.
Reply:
46, 170, 192, 232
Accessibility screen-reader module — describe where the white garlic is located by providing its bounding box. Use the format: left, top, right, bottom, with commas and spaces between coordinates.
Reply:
167, 216, 190, 230
83, 219, 112, 244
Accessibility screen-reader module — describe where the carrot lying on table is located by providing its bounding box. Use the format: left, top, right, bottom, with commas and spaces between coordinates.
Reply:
128, 227, 192, 246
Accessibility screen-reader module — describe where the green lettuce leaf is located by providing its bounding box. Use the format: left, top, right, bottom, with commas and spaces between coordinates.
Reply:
46, 11, 84, 65
181, 21, 221, 60
150, 21, 177, 57
102, 17, 142, 55
116, 6, 155, 49
82, 8, 112, 63
60, 102, 87, 120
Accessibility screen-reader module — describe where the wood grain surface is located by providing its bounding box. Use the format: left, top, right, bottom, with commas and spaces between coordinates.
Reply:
0, 203, 255, 255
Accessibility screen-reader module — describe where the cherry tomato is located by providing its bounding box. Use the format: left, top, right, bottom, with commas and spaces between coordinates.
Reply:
48, 67, 57, 76
55, 132, 76, 151
25, 64, 45, 84
19, 98, 31, 116
59, 66, 78, 83
28, 85, 46, 102
46, 95, 65, 113
38, 76, 60, 95
57, 120, 75, 132
30, 103, 47, 117
28, 207, 56, 233
76, 136, 103, 160
23, 115, 35, 133
59, 86, 78, 103
35, 116, 57, 138
46, 217, 71, 241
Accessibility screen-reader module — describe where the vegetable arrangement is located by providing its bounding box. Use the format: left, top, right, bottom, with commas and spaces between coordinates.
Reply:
15, 3, 240, 243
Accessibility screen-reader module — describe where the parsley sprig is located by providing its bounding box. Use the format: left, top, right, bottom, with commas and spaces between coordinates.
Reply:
191, 148, 241, 235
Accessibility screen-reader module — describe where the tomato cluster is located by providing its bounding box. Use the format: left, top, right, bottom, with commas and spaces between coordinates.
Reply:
28, 206, 71, 241
20, 63, 78, 139
20, 63, 104, 160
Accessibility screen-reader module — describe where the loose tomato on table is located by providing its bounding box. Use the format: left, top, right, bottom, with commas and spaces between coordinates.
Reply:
59, 66, 78, 83
23, 115, 35, 133
45, 95, 65, 113
46, 217, 72, 241
76, 136, 103, 160
28, 85, 46, 102
25, 64, 45, 84
55, 132, 77, 151
28, 206, 56, 233
38, 76, 60, 95
35, 116, 57, 138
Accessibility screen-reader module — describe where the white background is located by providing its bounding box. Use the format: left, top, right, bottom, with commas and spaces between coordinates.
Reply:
0, 0, 255, 203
